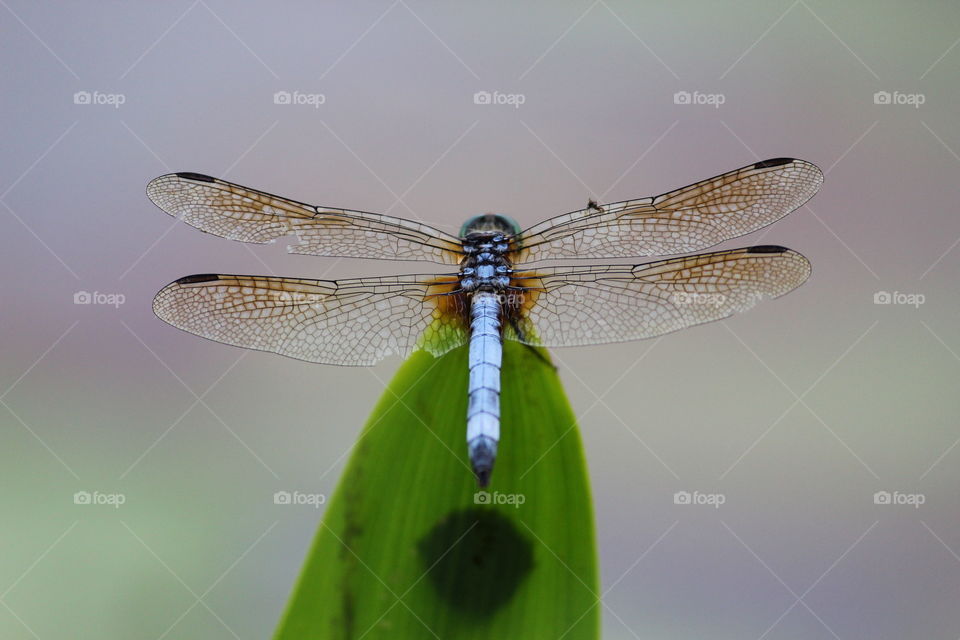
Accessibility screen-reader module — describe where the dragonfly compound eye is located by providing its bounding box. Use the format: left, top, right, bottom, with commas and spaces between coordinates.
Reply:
459, 213, 522, 238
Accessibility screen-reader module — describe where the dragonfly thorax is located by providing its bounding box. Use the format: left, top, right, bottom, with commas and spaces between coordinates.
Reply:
460, 231, 513, 294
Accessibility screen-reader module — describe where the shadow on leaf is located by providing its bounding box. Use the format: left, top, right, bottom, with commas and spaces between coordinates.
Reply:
417, 507, 534, 617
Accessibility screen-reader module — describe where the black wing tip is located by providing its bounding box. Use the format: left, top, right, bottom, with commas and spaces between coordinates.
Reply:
174, 172, 216, 183
747, 245, 792, 254
174, 273, 221, 285
753, 157, 796, 169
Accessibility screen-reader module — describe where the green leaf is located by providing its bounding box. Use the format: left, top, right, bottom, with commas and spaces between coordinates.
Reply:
274, 341, 599, 640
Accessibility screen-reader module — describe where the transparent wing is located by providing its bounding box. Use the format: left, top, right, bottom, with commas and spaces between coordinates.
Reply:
147, 173, 464, 264
153, 273, 468, 365
511, 158, 822, 263
508, 246, 810, 347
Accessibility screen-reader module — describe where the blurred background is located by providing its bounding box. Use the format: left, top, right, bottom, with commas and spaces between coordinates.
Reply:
2, 1, 958, 638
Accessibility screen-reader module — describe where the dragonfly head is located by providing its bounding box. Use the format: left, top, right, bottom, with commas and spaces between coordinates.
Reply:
459, 213, 521, 238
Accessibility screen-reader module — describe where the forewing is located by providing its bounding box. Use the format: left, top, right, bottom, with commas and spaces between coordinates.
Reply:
147, 173, 463, 264
512, 158, 822, 262
508, 246, 810, 347
153, 273, 468, 365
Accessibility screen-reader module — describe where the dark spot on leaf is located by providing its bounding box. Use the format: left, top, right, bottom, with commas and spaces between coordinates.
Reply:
417, 507, 533, 617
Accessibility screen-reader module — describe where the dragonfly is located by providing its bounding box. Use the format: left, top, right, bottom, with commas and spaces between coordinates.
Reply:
148, 157, 822, 486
